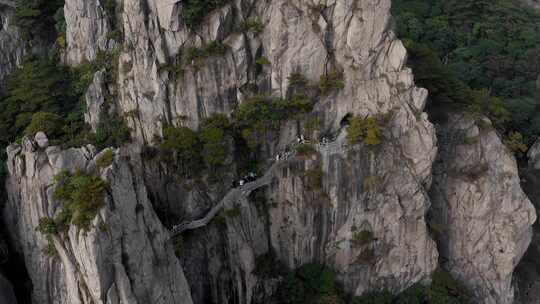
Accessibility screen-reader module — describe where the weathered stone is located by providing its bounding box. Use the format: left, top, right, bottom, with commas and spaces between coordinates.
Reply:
430, 113, 536, 304
3, 140, 193, 304
34, 132, 49, 148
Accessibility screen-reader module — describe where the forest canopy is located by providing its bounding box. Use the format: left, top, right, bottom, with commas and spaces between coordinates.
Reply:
392, 0, 540, 146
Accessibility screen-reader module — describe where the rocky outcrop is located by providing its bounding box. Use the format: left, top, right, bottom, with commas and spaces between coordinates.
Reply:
12, 0, 440, 302
1, 0, 536, 303
515, 139, 540, 304
430, 113, 536, 304
0, 6, 25, 90
64, 0, 114, 65
3, 135, 193, 304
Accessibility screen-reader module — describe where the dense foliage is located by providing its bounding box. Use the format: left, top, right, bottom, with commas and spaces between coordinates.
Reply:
392, 0, 540, 146
273, 263, 471, 304
353, 269, 472, 303
182, 0, 230, 28
277, 263, 340, 304
159, 114, 233, 177
14, 0, 64, 39
347, 116, 382, 146
52, 171, 109, 231
0, 58, 90, 148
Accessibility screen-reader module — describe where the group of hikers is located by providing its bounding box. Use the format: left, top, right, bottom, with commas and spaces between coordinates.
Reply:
232, 134, 337, 189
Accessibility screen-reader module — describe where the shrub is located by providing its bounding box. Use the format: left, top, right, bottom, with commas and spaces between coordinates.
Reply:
183, 0, 229, 28
287, 94, 314, 115
24, 112, 63, 137
53, 171, 109, 231
200, 126, 228, 169
36, 218, 58, 235
347, 116, 382, 146
96, 150, 114, 168
14, 0, 63, 39
295, 144, 317, 157
278, 263, 338, 304
256, 57, 271, 66
319, 71, 345, 95
183, 41, 228, 67
241, 18, 264, 34
160, 126, 202, 176
504, 131, 528, 155
352, 230, 375, 247
288, 72, 309, 87
94, 111, 131, 149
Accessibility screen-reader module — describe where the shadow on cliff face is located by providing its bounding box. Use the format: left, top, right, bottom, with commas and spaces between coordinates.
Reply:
0, 230, 32, 304
515, 168, 540, 303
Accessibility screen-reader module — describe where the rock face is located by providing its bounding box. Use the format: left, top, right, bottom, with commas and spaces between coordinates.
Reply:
3, 139, 193, 304
515, 138, 540, 304
1, 0, 537, 303
0, 6, 24, 90
0, 272, 16, 304
64, 0, 114, 65
430, 114, 536, 304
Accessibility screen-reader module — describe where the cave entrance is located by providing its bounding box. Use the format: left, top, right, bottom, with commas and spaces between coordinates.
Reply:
340, 113, 353, 128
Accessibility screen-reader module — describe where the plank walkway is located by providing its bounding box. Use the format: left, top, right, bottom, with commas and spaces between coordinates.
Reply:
169, 134, 348, 237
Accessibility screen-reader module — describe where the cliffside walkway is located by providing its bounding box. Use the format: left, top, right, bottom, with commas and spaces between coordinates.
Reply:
169, 134, 348, 237
0, 0, 16, 8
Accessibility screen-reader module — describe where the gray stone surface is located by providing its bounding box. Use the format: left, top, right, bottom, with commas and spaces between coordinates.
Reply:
4, 140, 193, 304
430, 113, 536, 304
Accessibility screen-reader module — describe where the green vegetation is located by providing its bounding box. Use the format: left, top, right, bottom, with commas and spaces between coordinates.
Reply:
256, 57, 271, 66
159, 114, 232, 177
24, 112, 63, 137
96, 150, 114, 169
200, 114, 231, 170
182, 0, 229, 28
36, 218, 58, 236
241, 18, 264, 34
352, 268, 472, 303
319, 71, 345, 95
186, 42, 228, 64
160, 126, 202, 176
352, 230, 375, 247
288, 72, 309, 87
94, 110, 131, 150
504, 131, 528, 155
295, 144, 317, 157
0, 58, 92, 148
393, 0, 540, 148
347, 117, 382, 146
234, 94, 314, 150
52, 171, 109, 231
278, 263, 340, 304
14, 0, 63, 39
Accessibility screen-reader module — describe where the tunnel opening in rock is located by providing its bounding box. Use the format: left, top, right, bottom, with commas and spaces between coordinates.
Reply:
340, 113, 352, 128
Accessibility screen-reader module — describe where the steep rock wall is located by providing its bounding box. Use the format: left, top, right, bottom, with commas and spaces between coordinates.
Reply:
430, 113, 536, 304
3, 136, 193, 304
